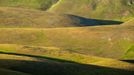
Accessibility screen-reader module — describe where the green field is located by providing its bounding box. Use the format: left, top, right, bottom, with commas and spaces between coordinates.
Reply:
0, 0, 134, 75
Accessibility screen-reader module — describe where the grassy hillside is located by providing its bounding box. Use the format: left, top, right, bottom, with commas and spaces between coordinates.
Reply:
0, 7, 123, 28
0, 0, 58, 10
49, 0, 134, 21
0, 26, 133, 59
0, 45, 133, 75
0, 44, 133, 66
0, 7, 77, 28
0, 0, 134, 21
0, 0, 133, 75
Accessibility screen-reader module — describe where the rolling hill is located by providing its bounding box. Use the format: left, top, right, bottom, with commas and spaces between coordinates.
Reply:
0, 7, 123, 28
0, 45, 134, 75
49, 0, 134, 21
0, 26, 133, 59
0, 0, 134, 21
0, 0, 134, 75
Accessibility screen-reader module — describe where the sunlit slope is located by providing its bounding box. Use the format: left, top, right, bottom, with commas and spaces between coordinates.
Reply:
0, 0, 58, 10
0, 44, 133, 75
122, 18, 134, 26
49, 0, 134, 21
0, 26, 133, 58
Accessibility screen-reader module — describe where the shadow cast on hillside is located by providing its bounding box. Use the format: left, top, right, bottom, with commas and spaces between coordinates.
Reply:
0, 52, 133, 75
69, 15, 123, 26
121, 60, 134, 64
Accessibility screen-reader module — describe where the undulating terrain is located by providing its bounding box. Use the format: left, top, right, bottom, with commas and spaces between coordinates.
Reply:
0, 0, 134, 75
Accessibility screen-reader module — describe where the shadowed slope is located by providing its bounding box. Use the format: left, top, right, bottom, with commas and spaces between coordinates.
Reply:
0, 68, 30, 75
122, 60, 134, 64
0, 52, 133, 75
61, 15, 123, 26
0, 59, 133, 75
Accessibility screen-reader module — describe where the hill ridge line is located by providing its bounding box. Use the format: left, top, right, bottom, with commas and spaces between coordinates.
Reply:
48, 0, 62, 11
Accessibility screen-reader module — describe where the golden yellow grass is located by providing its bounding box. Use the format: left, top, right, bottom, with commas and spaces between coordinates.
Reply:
122, 18, 134, 26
